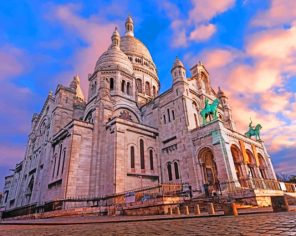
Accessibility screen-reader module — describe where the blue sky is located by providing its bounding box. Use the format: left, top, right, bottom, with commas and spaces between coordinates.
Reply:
0, 0, 295, 189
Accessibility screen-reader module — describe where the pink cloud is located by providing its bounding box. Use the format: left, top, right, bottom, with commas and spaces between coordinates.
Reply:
189, 0, 235, 24
246, 24, 296, 61
0, 45, 25, 80
47, 3, 116, 94
183, 7, 296, 155
189, 24, 216, 42
252, 0, 296, 27
163, 0, 235, 47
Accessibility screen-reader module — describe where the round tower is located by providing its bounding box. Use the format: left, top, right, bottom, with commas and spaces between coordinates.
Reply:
171, 57, 186, 84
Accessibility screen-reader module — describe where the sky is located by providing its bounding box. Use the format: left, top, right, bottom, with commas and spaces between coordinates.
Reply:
0, 0, 295, 189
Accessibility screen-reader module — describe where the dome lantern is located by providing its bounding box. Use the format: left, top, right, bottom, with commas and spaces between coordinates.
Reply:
125, 16, 134, 37
111, 27, 120, 47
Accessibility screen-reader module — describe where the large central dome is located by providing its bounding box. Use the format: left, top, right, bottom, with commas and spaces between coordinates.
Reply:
120, 36, 153, 62
120, 16, 158, 80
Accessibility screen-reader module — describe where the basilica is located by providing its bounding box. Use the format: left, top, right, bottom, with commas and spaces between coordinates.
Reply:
1, 17, 279, 212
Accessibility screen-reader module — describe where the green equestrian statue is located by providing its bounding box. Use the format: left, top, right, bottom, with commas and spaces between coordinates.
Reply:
200, 98, 220, 125
245, 120, 262, 141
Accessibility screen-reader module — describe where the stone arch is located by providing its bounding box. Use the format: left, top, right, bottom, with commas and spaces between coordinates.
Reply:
258, 153, 268, 179
136, 78, 143, 93
84, 109, 95, 124
114, 107, 140, 123
246, 149, 256, 178
145, 81, 151, 96
167, 162, 173, 181
230, 144, 246, 186
198, 147, 218, 187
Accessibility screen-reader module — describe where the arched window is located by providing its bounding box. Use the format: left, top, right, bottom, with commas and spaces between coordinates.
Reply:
56, 144, 63, 177
174, 162, 180, 179
163, 115, 166, 124
194, 114, 198, 128
167, 109, 171, 122
52, 154, 57, 179
192, 101, 198, 110
145, 81, 151, 96
110, 78, 114, 90
127, 82, 131, 95
153, 86, 156, 97
172, 110, 175, 120
149, 150, 154, 170
140, 139, 145, 169
121, 80, 125, 93
136, 79, 142, 93
130, 146, 135, 169
167, 163, 172, 181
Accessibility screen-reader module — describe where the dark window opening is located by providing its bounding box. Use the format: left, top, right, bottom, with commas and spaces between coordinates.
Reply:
121, 80, 125, 93
110, 78, 114, 90
61, 148, 66, 174
149, 150, 154, 170
168, 163, 172, 181
140, 139, 145, 169
174, 162, 180, 179
127, 82, 131, 95
131, 146, 135, 169
167, 109, 171, 122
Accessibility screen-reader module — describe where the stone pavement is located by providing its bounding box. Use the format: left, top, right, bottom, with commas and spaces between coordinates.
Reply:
0, 211, 296, 236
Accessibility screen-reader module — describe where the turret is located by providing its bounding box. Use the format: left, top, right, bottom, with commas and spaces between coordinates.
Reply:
70, 75, 85, 101
111, 27, 120, 48
171, 57, 186, 84
217, 87, 228, 108
125, 16, 134, 37
217, 87, 235, 130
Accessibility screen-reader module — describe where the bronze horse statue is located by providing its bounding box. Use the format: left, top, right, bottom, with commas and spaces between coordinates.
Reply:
200, 98, 220, 125
245, 123, 262, 141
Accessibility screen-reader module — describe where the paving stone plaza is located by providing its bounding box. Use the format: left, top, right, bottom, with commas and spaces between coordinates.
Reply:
1, 212, 296, 236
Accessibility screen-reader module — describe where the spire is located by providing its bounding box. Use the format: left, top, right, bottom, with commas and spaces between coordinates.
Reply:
125, 15, 134, 36
70, 75, 84, 101
217, 86, 226, 98
111, 27, 120, 47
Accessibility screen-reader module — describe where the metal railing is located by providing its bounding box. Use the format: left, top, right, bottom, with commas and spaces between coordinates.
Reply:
1, 183, 185, 219
220, 178, 296, 194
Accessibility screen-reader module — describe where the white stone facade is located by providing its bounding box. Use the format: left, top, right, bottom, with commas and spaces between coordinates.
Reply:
1, 17, 277, 210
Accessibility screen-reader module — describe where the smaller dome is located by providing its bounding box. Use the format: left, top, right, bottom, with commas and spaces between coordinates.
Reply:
171, 57, 185, 72
95, 47, 133, 74
95, 27, 133, 74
